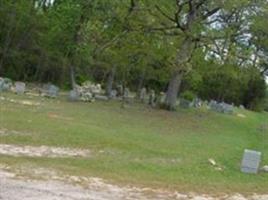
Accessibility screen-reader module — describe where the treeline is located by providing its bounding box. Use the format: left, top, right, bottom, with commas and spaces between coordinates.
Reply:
0, 0, 267, 110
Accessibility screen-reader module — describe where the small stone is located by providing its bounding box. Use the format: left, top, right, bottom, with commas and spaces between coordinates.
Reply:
237, 113, 246, 118
215, 166, 223, 171
95, 95, 108, 101
260, 165, 268, 172
226, 194, 247, 200
208, 158, 216, 166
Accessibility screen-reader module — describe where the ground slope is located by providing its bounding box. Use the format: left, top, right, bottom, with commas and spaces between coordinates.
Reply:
0, 93, 267, 194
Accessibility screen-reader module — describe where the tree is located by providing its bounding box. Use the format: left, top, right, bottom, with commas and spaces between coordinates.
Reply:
138, 0, 264, 110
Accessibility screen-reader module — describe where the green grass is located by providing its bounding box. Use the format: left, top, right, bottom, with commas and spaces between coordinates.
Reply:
0, 92, 268, 194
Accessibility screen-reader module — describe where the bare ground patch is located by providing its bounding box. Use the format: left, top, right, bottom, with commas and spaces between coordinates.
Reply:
0, 128, 32, 137
0, 96, 41, 106
0, 144, 90, 158
0, 165, 267, 200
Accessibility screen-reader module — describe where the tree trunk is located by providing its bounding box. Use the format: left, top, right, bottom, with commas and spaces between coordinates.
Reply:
164, 37, 194, 110
106, 66, 116, 98
137, 69, 145, 94
70, 65, 76, 89
165, 72, 183, 110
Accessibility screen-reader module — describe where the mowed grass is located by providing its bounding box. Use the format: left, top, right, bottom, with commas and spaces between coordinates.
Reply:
0, 92, 268, 194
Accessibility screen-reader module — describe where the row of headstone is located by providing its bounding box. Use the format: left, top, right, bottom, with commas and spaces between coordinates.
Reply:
0, 77, 26, 94
208, 100, 234, 114
0, 77, 60, 98
81, 81, 102, 95
138, 87, 164, 107
136, 88, 240, 113
138, 88, 204, 109
69, 82, 105, 102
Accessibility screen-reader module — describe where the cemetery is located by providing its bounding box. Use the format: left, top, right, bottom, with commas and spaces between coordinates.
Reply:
0, 79, 268, 199
1, 1, 268, 199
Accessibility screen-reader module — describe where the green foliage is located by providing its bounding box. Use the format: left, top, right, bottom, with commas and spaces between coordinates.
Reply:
180, 91, 196, 102
0, 0, 267, 110
183, 55, 267, 111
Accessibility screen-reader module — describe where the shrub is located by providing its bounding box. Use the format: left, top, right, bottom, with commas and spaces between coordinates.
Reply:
180, 91, 196, 102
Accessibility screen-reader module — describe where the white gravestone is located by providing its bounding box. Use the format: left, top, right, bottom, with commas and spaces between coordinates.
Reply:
68, 90, 79, 101
15, 82, 26, 94
241, 149, 261, 174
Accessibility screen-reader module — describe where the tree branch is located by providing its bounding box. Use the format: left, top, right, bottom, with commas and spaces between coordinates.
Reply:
155, 4, 176, 23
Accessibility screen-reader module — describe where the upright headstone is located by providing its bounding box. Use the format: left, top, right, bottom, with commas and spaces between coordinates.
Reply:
123, 88, 130, 102
193, 98, 202, 108
180, 98, 192, 109
117, 84, 123, 97
15, 81, 26, 94
0, 78, 12, 92
43, 84, 59, 98
140, 87, 147, 103
241, 149, 261, 174
239, 105, 245, 109
0, 78, 4, 92
68, 90, 79, 101
148, 89, 156, 106
110, 89, 117, 99
158, 92, 166, 105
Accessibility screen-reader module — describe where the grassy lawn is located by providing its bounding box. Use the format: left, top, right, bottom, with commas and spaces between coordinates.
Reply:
0, 92, 268, 194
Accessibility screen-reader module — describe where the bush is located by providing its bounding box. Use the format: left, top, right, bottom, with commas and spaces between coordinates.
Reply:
180, 91, 196, 101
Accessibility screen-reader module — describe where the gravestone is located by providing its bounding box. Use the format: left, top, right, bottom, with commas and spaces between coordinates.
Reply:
0, 78, 4, 92
68, 90, 79, 101
209, 100, 234, 114
239, 105, 245, 109
158, 92, 166, 105
43, 84, 59, 98
116, 84, 123, 97
140, 87, 147, 103
0, 77, 12, 92
180, 98, 193, 109
148, 89, 156, 106
110, 89, 117, 99
193, 98, 202, 108
15, 81, 26, 94
241, 149, 261, 174
49, 84, 59, 97
95, 94, 109, 101
123, 88, 130, 103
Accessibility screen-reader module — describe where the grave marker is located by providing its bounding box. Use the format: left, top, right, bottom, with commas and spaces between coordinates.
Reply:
241, 149, 261, 174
